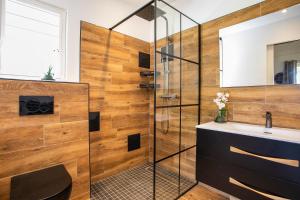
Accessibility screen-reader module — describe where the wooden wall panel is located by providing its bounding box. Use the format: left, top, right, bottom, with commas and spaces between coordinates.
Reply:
80, 22, 150, 182
0, 80, 90, 200
201, 0, 300, 129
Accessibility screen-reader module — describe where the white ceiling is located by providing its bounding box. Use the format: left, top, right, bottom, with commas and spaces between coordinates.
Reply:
121, 0, 264, 24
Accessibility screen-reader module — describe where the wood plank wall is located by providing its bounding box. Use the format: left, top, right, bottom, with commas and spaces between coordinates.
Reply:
0, 80, 90, 200
201, 0, 300, 129
80, 22, 151, 182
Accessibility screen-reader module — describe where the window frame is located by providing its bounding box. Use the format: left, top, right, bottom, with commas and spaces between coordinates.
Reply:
0, 0, 67, 81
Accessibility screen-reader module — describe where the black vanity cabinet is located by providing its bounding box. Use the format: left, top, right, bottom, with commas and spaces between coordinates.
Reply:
196, 128, 300, 200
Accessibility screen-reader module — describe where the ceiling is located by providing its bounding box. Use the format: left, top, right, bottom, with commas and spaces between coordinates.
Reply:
121, 0, 264, 24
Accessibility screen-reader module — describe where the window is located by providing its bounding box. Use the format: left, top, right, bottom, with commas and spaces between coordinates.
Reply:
0, 0, 66, 80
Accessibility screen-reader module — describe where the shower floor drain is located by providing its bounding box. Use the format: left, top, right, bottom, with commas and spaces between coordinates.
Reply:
91, 163, 195, 200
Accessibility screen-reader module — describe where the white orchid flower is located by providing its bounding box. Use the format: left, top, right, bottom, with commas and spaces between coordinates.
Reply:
214, 92, 229, 110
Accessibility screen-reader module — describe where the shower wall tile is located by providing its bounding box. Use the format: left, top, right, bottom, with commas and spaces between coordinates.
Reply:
265, 85, 300, 104
0, 79, 90, 200
44, 121, 88, 145
0, 125, 44, 154
80, 22, 150, 182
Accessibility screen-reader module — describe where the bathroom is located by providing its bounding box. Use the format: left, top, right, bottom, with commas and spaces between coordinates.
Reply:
0, 0, 300, 200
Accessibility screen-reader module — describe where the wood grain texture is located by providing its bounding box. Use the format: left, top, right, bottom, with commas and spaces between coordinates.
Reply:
201, 0, 300, 129
229, 177, 288, 200
230, 146, 299, 167
80, 22, 150, 182
0, 80, 90, 200
179, 185, 228, 200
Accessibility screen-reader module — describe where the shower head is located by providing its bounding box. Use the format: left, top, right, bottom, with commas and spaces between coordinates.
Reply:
135, 5, 166, 21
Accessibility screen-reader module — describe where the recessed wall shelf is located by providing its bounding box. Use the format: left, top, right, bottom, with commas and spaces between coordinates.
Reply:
128, 133, 141, 152
139, 83, 160, 89
89, 112, 100, 132
139, 52, 150, 69
140, 71, 154, 77
140, 71, 160, 77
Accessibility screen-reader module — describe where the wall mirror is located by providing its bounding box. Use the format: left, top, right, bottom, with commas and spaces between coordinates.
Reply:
219, 4, 300, 87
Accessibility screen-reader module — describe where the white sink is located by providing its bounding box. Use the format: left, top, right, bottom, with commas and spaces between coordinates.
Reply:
196, 122, 300, 144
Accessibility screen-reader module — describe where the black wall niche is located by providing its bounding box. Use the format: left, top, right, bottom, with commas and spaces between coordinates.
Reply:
128, 133, 141, 152
139, 52, 150, 69
89, 112, 100, 132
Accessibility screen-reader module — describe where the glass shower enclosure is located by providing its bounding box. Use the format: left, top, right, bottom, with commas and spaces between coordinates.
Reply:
110, 1, 200, 199
153, 1, 199, 199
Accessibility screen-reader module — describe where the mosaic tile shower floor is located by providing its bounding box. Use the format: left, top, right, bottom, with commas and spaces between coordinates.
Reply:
91, 163, 195, 200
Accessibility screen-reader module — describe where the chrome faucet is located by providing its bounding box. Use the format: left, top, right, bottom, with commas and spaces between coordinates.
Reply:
265, 112, 272, 128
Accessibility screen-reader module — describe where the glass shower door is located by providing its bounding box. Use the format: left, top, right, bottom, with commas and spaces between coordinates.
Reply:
153, 0, 199, 199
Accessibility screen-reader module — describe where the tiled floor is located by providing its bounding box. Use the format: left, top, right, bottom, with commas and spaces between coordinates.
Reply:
91, 163, 196, 200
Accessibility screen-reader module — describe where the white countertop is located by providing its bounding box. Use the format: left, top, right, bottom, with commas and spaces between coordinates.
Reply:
196, 122, 300, 144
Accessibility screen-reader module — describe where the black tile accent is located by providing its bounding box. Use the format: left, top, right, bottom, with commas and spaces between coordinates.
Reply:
19, 96, 54, 116
89, 112, 100, 132
128, 133, 140, 152
139, 52, 150, 69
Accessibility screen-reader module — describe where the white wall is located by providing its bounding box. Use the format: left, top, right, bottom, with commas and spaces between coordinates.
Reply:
39, 0, 151, 82
169, 0, 263, 24
0, 0, 4, 46
220, 4, 300, 87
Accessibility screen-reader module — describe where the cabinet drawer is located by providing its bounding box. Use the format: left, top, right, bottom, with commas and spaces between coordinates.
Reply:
197, 128, 300, 183
197, 157, 300, 200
